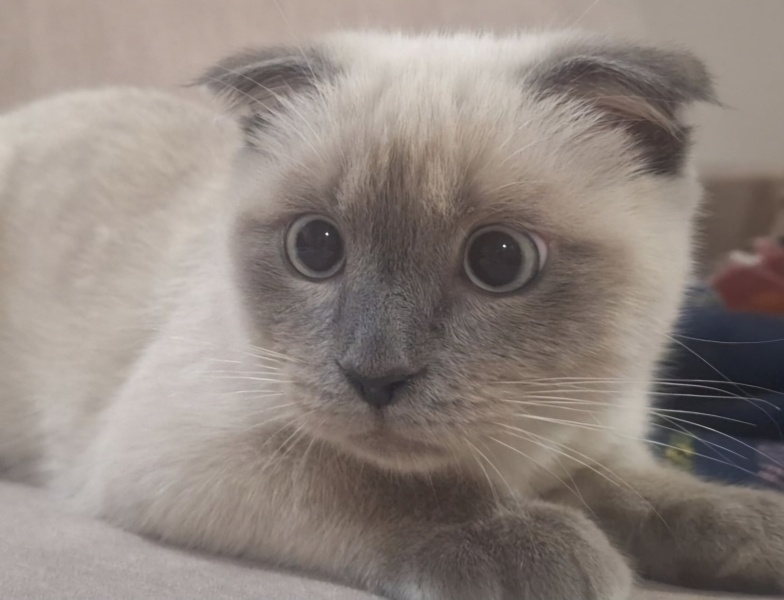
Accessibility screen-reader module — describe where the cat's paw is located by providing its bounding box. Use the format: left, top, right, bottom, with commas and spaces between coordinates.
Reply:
651, 486, 784, 594
379, 503, 632, 600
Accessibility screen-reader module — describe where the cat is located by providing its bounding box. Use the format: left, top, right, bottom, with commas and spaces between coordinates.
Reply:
1, 30, 783, 600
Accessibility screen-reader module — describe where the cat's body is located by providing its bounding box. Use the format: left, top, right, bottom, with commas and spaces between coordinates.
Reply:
1, 32, 783, 600
0, 89, 240, 485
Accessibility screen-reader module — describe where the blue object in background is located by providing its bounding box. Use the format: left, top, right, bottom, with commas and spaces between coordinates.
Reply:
651, 296, 784, 490
650, 430, 784, 490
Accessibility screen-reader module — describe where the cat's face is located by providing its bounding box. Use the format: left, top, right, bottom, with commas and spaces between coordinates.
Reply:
210, 32, 712, 472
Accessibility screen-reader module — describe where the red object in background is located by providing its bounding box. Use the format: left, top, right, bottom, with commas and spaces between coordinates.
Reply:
711, 237, 784, 315
755, 237, 784, 274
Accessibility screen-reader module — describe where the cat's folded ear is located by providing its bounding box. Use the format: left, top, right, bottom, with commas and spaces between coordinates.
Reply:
527, 36, 718, 175
197, 46, 335, 134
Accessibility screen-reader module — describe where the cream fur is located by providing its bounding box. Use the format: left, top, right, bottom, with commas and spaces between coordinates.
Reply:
1, 32, 781, 600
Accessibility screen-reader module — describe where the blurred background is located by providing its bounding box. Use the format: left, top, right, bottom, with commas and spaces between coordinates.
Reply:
2, 0, 784, 487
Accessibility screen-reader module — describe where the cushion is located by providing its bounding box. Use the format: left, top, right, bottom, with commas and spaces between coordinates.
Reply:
0, 481, 760, 599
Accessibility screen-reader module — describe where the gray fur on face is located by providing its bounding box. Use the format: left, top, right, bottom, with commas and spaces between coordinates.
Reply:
232, 130, 638, 470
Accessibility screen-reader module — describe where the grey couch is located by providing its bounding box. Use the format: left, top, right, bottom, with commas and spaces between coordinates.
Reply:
0, 481, 767, 599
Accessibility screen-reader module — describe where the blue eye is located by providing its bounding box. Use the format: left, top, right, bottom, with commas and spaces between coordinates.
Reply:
464, 226, 545, 293
286, 215, 345, 280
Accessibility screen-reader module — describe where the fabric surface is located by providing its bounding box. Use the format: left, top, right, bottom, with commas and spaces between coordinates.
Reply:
0, 481, 768, 600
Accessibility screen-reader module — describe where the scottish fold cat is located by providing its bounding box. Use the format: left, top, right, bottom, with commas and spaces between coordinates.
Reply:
1, 31, 783, 599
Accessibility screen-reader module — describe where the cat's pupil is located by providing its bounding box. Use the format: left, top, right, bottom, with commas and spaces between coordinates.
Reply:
295, 219, 343, 273
467, 230, 523, 288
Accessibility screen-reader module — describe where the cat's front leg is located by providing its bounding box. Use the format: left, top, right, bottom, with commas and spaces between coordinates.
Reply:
379, 502, 631, 600
79, 424, 630, 600
552, 450, 784, 594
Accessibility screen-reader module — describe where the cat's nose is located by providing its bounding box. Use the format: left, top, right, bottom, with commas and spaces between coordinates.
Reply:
342, 369, 420, 409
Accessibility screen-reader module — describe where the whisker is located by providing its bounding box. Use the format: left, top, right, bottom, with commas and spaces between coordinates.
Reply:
466, 438, 519, 506
568, 0, 604, 29
654, 413, 784, 470
465, 442, 501, 506
499, 376, 784, 401
496, 416, 761, 480
493, 430, 630, 504
497, 399, 599, 415
504, 395, 760, 429
239, 401, 297, 416
230, 411, 298, 436
604, 390, 772, 410
268, 0, 318, 81
209, 390, 286, 397
257, 419, 308, 473
673, 333, 784, 345
200, 357, 289, 370
165, 335, 302, 365
493, 424, 668, 526
295, 419, 324, 483
645, 438, 761, 479
280, 422, 312, 462
196, 370, 285, 377
505, 413, 611, 432
204, 375, 293, 384
486, 434, 591, 512
499, 382, 782, 409
649, 420, 747, 463
244, 346, 303, 365
650, 408, 754, 427
666, 334, 784, 438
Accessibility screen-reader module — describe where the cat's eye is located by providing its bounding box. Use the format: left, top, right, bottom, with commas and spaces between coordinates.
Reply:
285, 214, 345, 280
463, 225, 545, 293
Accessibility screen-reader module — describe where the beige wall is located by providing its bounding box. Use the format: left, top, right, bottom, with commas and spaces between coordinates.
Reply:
639, 0, 784, 179
634, 0, 784, 265
0, 0, 640, 110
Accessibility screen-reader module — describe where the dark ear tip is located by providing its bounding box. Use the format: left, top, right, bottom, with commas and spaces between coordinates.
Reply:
529, 37, 719, 108
195, 45, 335, 119
698, 72, 722, 108
668, 48, 719, 106
194, 61, 238, 95
624, 43, 718, 107
528, 35, 721, 175
182, 77, 205, 91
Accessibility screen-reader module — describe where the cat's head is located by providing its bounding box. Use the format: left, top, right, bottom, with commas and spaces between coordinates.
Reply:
202, 32, 714, 473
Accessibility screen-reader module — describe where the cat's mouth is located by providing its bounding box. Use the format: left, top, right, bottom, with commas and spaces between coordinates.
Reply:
348, 428, 443, 455
307, 414, 452, 471
345, 428, 451, 471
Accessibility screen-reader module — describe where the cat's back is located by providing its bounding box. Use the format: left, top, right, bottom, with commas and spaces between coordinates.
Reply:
0, 87, 239, 335
0, 88, 240, 480
0, 87, 238, 224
